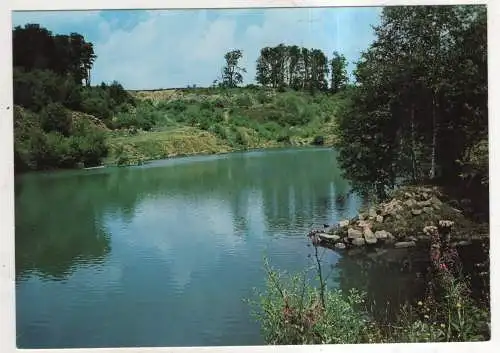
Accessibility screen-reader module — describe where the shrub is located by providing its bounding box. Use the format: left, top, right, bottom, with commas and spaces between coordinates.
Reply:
39, 102, 72, 136
312, 135, 325, 146
249, 260, 371, 345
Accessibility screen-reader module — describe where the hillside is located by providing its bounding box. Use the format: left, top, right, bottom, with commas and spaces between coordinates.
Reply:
105, 87, 348, 166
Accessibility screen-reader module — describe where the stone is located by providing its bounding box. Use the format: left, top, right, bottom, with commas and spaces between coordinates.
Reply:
394, 241, 416, 249
358, 213, 366, 221
339, 219, 350, 228
348, 228, 363, 239
317, 233, 341, 242
417, 199, 432, 207
376, 215, 384, 223
363, 228, 378, 244
408, 236, 418, 242
357, 220, 372, 228
369, 208, 377, 218
423, 192, 429, 199
374, 230, 390, 240
411, 209, 422, 216
458, 240, 472, 247
431, 196, 443, 206
352, 238, 366, 246
335, 243, 346, 249
423, 207, 433, 214
404, 199, 417, 208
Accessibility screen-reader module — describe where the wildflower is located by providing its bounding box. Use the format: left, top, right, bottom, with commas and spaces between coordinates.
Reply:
440, 323, 446, 328
457, 302, 462, 308
417, 301, 423, 306
439, 263, 448, 271
424, 314, 430, 319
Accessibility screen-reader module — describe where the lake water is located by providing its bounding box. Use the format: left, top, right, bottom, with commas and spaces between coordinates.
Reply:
15, 147, 424, 348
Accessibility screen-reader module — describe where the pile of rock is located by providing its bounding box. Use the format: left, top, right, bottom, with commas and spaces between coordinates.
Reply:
307, 186, 463, 251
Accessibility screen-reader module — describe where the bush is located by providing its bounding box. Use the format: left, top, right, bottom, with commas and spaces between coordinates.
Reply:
312, 135, 325, 146
39, 102, 72, 136
249, 261, 371, 345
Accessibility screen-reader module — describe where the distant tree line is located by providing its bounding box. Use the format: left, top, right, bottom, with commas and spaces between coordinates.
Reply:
216, 45, 348, 93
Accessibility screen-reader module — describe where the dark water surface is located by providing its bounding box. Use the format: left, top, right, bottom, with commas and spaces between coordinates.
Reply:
15, 147, 422, 348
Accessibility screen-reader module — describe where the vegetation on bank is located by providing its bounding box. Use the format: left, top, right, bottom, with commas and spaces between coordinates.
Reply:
13, 24, 351, 172
249, 186, 490, 344
249, 5, 489, 345
106, 88, 347, 165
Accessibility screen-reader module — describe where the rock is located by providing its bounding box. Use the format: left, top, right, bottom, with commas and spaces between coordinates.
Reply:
369, 208, 377, 218
318, 233, 341, 242
394, 241, 416, 249
357, 220, 372, 228
404, 199, 417, 208
408, 236, 418, 242
374, 230, 391, 240
348, 228, 363, 239
423, 192, 429, 199
431, 196, 443, 206
364, 228, 378, 244
385, 234, 396, 244
335, 243, 346, 249
458, 240, 472, 247
411, 209, 422, 216
376, 215, 384, 223
433, 204, 441, 210
404, 192, 412, 198
417, 199, 433, 207
358, 213, 366, 221
338, 219, 350, 228
423, 207, 433, 214
352, 238, 366, 247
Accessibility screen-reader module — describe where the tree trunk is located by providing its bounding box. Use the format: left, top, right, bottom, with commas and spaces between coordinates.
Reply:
410, 104, 417, 181
429, 92, 438, 179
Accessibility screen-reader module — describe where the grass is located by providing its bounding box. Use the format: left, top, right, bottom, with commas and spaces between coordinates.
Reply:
105, 87, 342, 166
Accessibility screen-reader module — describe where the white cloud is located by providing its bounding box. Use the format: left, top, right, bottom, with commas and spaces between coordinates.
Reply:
13, 8, 381, 89
12, 10, 101, 28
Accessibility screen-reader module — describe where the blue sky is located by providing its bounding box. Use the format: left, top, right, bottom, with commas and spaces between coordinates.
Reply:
12, 7, 382, 90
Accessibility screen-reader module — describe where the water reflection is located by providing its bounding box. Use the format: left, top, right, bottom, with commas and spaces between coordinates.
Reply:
16, 148, 366, 348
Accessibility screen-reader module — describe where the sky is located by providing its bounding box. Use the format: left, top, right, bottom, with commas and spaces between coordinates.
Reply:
12, 7, 382, 90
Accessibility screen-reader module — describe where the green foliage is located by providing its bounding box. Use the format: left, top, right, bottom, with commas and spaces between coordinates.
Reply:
256, 44, 329, 92
335, 5, 487, 198
39, 102, 72, 136
249, 261, 371, 345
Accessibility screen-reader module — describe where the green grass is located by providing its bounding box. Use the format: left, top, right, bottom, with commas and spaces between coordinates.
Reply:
105, 87, 343, 165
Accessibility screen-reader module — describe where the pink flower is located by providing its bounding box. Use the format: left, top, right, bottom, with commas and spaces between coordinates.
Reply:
439, 263, 448, 270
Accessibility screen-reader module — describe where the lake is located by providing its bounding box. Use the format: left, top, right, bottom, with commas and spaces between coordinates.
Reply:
15, 147, 424, 348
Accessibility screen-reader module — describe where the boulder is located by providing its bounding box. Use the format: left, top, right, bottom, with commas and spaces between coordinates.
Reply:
404, 199, 417, 208
423, 207, 433, 214
357, 220, 372, 228
417, 199, 432, 207
335, 243, 346, 250
338, 219, 350, 228
352, 238, 366, 247
394, 241, 416, 249
411, 209, 423, 216
348, 228, 363, 239
374, 230, 391, 240
317, 233, 341, 242
363, 228, 378, 245
368, 208, 377, 218
376, 215, 384, 223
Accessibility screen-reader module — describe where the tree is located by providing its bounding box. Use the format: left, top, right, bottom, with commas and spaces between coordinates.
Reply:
330, 51, 348, 93
221, 49, 246, 88
335, 5, 487, 198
